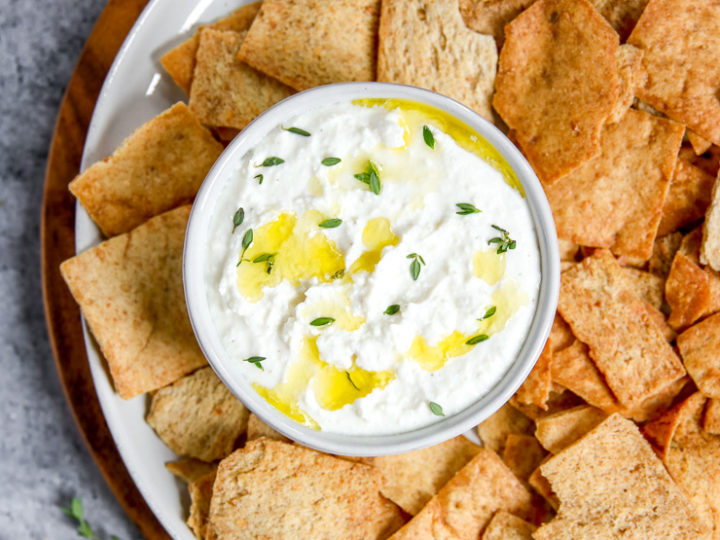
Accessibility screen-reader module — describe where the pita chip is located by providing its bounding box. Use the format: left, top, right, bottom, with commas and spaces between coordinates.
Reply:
146, 367, 249, 461
658, 159, 716, 236
534, 405, 608, 454
677, 312, 720, 400
493, 0, 619, 184
528, 462, 559, 510
649, 232, 683, 278
377, 0, 497, 121
238, 0, 380, 91
701, 174, 720, 271
703, 399, 720, 435
477, 402, 534, 454
592, 0, 649, 40
166, 459, 218, 484
481, 511, 535, 540
666, 251, 720, 330
246, 412, 290, 442
623, 267, 665, 310
69, 103, 223, 237
688, 130, 713, 156
60, 207, 206, 399
607, 44, 645, 124
459, 0, 535, 47
514, 341, 552, 410
188, 470, 217, 540
534, 414, 710, 539
502, 434, 548, 481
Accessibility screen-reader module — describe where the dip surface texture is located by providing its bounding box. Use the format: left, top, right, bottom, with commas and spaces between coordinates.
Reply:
206, 100, 540, 435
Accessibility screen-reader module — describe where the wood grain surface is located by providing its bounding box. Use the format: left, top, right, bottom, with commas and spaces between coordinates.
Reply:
40, 0, 171, 537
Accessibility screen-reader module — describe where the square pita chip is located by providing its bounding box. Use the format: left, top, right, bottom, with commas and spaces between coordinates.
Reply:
146, 367, 249, 461
60, 206, 206, 399
189, 29, 294, 131
160, 2, 261, 94
69, 103, 223, 237
665, 251, 720, 330
238, 0, 380, 91
389, 448, 535, 539
677, 312, 720, 400
658, 158, 716, 236
558, 249, 685, 408
534, 405, 608, 454
534, 414, 710, 539
493, 0, 619, 184
481, 511, 536, 540
377, 0, 497, 121
546, 109, 684, 261
207, 438, 405, 539
629, 0, 720, 146
701, 173, 720, 271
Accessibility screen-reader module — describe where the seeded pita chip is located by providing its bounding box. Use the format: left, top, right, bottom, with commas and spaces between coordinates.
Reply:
366, 436, 481, 515
237, 0, 380, 91
389, 448, 535, 539
481, 511, 536, 540
166, 459, 218, 484
547, 109, 684, 261
146, 367, 249, 461
628, 0, 720, 146
69, 103, 223, 237
677, 312, 720, 400
701, 175, 720, 272
60, 207, 206, 399
160, 2, 261, 94
377, 0, 497, 121
514, 341, 552, 410
688, 130, 713, 156
188, 470, 217, 540
534, 405, 608, 454
607, 44, 645, 124
246, 412, 290, 442
208, 438, 404, 539
502, 434, 548, 481
493, 0, 619, 184
658, 159, 716, 236
477, 402, 534, 454
534, 414, 710, 539
189, 29, 294, 131
649, 232, 683, 278
703, 399, 720, 435
458, 0, 535, 47
666, 251, 720, 330
558, 249, 685, 408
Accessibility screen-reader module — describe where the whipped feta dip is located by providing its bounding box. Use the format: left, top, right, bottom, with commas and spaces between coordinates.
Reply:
205, 99, 541, 435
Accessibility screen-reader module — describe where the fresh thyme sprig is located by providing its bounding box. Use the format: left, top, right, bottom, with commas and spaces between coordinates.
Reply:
488, 224, 517, 254
252, 252, 276, 274
232, 208, 244, 233
423, 125, 435, 149
321, 157, 341, 166
407, 253, 426, 281
455, 203, 481, 215
244, 356, 266, 370
428, 401, 444, 416
257, 156, 284, 167
384, 304, 400, 315
60, 497, 119, 540
283, 126, 311, 136
354, 160, 381, 194
319, 218, 342, 228
310, 317, 335, 327
236, 228, 254, 266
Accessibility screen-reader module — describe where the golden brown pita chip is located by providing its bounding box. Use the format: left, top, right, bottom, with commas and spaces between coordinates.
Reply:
146, 367, 249, 461
237, 0, 380, 91
477, 402, 534, 454
514, 341, 552, 410
366, 436, 481, 515
642, 301, 676, 342
607, 44, 645, 124
246, 412, 290, 442
701, 174, 720, 272
629, 0, 720, 146
69, 103, 223, 237
549, 314, 575, 353
558, 250, 685, 408
160, 2, 261, 94
556, 239, 579, 263
509, 389, 584, 421
528, 462, 558, 510
547, 109, 684, 261
189, 29, 293, 131
188, 470, 217, 540
481, 511, 536, 540
502, 434, 548, 481
60, 207, 206, 399
493, 0, 619, 184
534, 405, 608, 454
624, 375, 690, 423
592, 0, 649, 40
377, 0, 497, 121
658, 159, 716, 236
681, 145, 720, 179
688, 130, 713, 156
677, 312, 720, 400
703, 398, 720, 435
459, 0, 535, 47
166, 459, 218, 484
623, 267, 664, 310
666, 251, 720, 330
208, 438, 405, 539
649, 232, 683, 278
389, 448, 535, 539
534, 414, 710, 539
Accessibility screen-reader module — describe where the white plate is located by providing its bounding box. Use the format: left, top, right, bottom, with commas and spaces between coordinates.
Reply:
76, 1, 254, 537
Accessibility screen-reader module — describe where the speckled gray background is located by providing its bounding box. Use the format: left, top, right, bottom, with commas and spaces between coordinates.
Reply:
1, 0, 141, 538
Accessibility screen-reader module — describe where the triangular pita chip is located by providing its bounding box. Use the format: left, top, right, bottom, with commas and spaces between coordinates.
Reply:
481, 511, 536, 540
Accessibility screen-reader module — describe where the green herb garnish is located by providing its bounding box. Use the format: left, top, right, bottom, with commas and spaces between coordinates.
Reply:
321, 157, 341, 166
236, 228, 254, 266
283, 126, 311, 136
60, 497, 107, 540
407, 253, 426, 281
252, 252, 277, 274
310, 317, 335, 327
319, 218, 342, 228
488, 224, 517, 254
258, 156, 284, 167
466, 334, 489, 346
232, 207, 244, 233
428, 401, 444, 416
423, 125, 435, 149
354, 160, 381, 194
244, 356, 266, 370
384, 304, 400, 315
346, 371, 360, 390
331, 269, 346, 280
455, 202, 481, 215
254, 174, 264, 184
480, 306, 496, 320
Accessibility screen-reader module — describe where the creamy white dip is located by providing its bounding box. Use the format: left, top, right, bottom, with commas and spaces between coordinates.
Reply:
206, 100, 540, 435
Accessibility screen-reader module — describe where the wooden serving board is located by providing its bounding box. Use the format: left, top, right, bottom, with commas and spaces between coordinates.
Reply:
41, 0, 170, 537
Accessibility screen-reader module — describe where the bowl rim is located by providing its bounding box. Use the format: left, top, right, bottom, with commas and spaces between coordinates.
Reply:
184, 81, 559, 456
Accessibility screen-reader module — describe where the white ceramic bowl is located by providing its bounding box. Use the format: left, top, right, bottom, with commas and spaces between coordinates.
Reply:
184, 82, 559, 456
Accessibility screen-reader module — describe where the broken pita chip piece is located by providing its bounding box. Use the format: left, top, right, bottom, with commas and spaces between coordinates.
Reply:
60, 207, 206, 399
649, 232, 683, 278
189, 29, 294, 131
677, 312, 720, 400
69, 103, 223, 237
389, 448, 535, 539
658, 158, 716, 237
700, 173, 720, 271
166, 459, 218, 484
509, 389, 584, 421
481, 511, 536, 540
528, 460, 559, 510
493, 0, 619, 184
159, 2, 261, 94
146, 367, 249, 462
546, 109, 684, 261
238, 0, 380, 91
188, 469, 217, 540
665, 251, 720, 330
592, 0, 649, 41
703, 398, 720, 435
502, 434, 548, 481
534, 414, 710, 539
514, 341, 552, 410
548, 314, 575, 353
534, 405, 608, 454
688, 130, 713, 156
607, 44, 645, 124
246, 412, 291, 443
477, 402, 534, 455
377, 0, 497, 121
